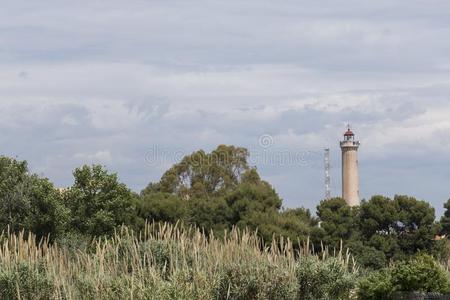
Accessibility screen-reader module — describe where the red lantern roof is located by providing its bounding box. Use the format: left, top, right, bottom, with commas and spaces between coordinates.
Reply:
344, 129, 354, 136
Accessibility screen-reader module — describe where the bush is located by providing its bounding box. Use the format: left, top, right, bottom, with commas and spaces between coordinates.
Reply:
357, 269, 393, 300
0, 263, 54, 300
295, 256, 356, 300
211, 262, 296, 300
391, 254, 450, 294
357, 254, 450, 299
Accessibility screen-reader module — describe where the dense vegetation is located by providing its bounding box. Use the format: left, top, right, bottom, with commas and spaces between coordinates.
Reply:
0, 223, 360, 299
0, 145, 449, 299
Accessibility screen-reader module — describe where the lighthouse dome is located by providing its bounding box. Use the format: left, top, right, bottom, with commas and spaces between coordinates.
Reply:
344, 129, 354, 136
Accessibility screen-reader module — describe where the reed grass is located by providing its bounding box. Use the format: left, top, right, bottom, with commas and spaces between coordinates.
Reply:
0, 223, 357, 299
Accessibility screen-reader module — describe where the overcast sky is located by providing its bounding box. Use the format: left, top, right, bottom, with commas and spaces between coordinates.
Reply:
1, 0, 450, 215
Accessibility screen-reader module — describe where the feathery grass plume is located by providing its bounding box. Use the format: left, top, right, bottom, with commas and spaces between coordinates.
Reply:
0, 222, 359, 299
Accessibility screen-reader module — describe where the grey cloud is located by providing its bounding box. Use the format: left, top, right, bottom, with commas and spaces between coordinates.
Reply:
1, 1, 450, 72
0, 0, 449, 216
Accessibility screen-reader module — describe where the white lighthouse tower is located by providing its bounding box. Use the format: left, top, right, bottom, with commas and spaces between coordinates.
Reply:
340, 125, 360, 206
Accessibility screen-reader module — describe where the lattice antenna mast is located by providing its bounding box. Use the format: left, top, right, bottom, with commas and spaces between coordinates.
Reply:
324, 148, 331, 200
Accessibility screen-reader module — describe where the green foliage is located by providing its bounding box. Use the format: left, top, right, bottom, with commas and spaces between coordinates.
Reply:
357, 254, 450, 299
316, 198, 356, 247
390, 254, 450, 293
64, 165, 138, 236
226, 169, 282, 222
317, 195, 440, 269
188, 197, 232, 234
430, 238, 450, 264
0, 223, 361, 300
394, 195, 436, 255
0, 262, 54, 300
359, 195, 396, 238
55, 231, 92, 259
0, 147, 450, 299
366, 234, 401, 261
212, 262, 296, 300
138, 192, 188, 224
347, 240, 387, 270
138, 146, 292, 244
24, 176, 69, 241
295, 256, 356, 300
0, 156, 68, 241
357, 269, 393, 300
440, 199, 450, 235
238, 208, 315, 244
144, 145, 250, 199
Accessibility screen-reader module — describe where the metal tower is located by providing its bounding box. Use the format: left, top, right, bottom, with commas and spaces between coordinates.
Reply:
324, 148, 331, 200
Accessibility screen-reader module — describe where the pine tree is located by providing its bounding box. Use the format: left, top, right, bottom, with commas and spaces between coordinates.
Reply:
440, 199, 450, 236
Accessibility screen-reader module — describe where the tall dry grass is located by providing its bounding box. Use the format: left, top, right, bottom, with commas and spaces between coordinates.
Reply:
0, 223, 358, 299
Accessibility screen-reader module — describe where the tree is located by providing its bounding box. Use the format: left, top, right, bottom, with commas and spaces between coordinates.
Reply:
440, 199, 450, 236
225, 169, 282, 225
24, 176, 69, 240
358, 196, 400, 262
140, 147, 288, 242
359, 195, 397, 239
0, 156, 68, 241
0, 156, 28, 231
347, 240, 387, 270
316, 198, 357, 248
143, 145, 250, 199
240, 208, 317, 244
188, 197, 232, 235
356, 195, 437, 263
64, 165, 138, 236
138, 192, 188, 224
393, 195, 436, 255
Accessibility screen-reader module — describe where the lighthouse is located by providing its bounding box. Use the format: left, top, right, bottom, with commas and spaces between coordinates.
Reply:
340, 126, 360, 206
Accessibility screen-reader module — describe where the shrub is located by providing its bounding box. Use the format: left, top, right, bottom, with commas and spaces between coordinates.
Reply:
390, 254, 450, 294
0, 263, 54, 300
357, 269, 393, 300
295, 256, 356, 300
211, 262, 295, 300
357, 254, 450, 299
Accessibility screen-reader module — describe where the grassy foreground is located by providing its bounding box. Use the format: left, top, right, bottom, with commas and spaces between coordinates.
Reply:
0, 223, 358, 300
